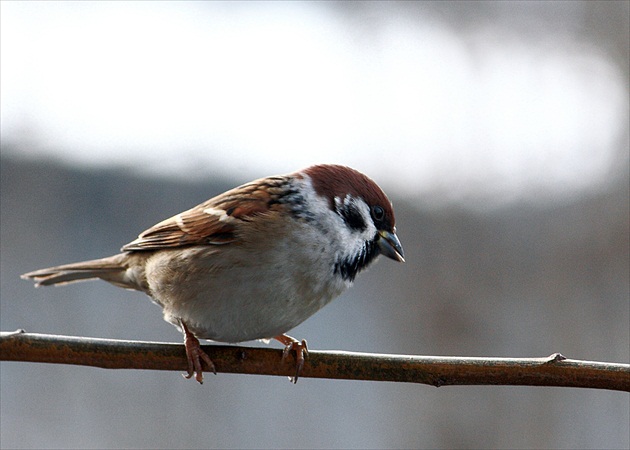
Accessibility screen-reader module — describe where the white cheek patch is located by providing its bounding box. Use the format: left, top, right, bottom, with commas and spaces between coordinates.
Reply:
203, 207, 230, 222
299, 174, 376, 259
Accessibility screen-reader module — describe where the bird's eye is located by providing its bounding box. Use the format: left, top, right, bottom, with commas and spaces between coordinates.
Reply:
371, 205, 385, 222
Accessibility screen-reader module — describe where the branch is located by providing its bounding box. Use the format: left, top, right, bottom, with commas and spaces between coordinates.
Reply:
1, 331, 628, 391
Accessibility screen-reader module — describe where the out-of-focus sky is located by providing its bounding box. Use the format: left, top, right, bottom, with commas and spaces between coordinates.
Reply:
1, 1, 627, 204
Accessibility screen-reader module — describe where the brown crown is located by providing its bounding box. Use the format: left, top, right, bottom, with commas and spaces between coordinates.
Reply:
302, 164, 396, 229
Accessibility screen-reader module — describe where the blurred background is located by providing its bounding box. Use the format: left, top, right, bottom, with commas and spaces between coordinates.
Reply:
1, 1, 628, 448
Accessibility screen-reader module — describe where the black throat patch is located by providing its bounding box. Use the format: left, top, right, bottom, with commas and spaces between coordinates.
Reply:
333, 238, 379, 282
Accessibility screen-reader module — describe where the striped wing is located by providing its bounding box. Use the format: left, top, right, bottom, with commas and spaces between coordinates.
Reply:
122, 176, 289, 251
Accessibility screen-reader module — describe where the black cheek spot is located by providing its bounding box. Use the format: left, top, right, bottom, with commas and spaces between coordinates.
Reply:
339, 203, 367, 232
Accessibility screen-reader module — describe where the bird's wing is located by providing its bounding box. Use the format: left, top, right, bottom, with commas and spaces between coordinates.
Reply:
121, 176, 290, 251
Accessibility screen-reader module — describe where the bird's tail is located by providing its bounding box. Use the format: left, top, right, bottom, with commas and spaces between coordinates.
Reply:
21, 253, 142, 290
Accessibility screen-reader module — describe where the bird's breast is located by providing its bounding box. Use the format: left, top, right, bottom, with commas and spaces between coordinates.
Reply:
143, 224, 350, 342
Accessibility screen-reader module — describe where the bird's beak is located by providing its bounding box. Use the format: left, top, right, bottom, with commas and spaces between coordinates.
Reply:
378, 230, 405, 263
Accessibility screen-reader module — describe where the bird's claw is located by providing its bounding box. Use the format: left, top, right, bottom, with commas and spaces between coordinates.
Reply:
181, 320, 216, 384
275, 335, 308, 383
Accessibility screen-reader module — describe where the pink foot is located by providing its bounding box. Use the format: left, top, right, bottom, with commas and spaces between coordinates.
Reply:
181, 320, 216, 384
274, 334, 308, 383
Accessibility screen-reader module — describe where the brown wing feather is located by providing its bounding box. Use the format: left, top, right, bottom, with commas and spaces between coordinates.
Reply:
121, 176, 288, 251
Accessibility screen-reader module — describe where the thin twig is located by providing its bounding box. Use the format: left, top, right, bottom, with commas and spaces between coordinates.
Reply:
1, 331, 628, 391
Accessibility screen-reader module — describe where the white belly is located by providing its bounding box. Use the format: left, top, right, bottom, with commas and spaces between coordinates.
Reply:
143, 238, 350, 342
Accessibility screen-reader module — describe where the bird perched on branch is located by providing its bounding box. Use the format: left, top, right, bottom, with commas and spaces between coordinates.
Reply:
22, 164, 404, 383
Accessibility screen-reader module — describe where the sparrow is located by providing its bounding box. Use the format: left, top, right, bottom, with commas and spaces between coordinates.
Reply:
22, 164, 404, 383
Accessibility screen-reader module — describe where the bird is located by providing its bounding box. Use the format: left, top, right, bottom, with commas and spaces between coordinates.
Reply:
22, 164, 404, 383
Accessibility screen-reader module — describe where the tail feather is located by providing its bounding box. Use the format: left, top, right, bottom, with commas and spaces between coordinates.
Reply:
21, 254, 134, 288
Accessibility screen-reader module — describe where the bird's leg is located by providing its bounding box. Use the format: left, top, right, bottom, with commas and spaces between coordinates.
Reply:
273, 334, 308, 383
180, 320, 216, 384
